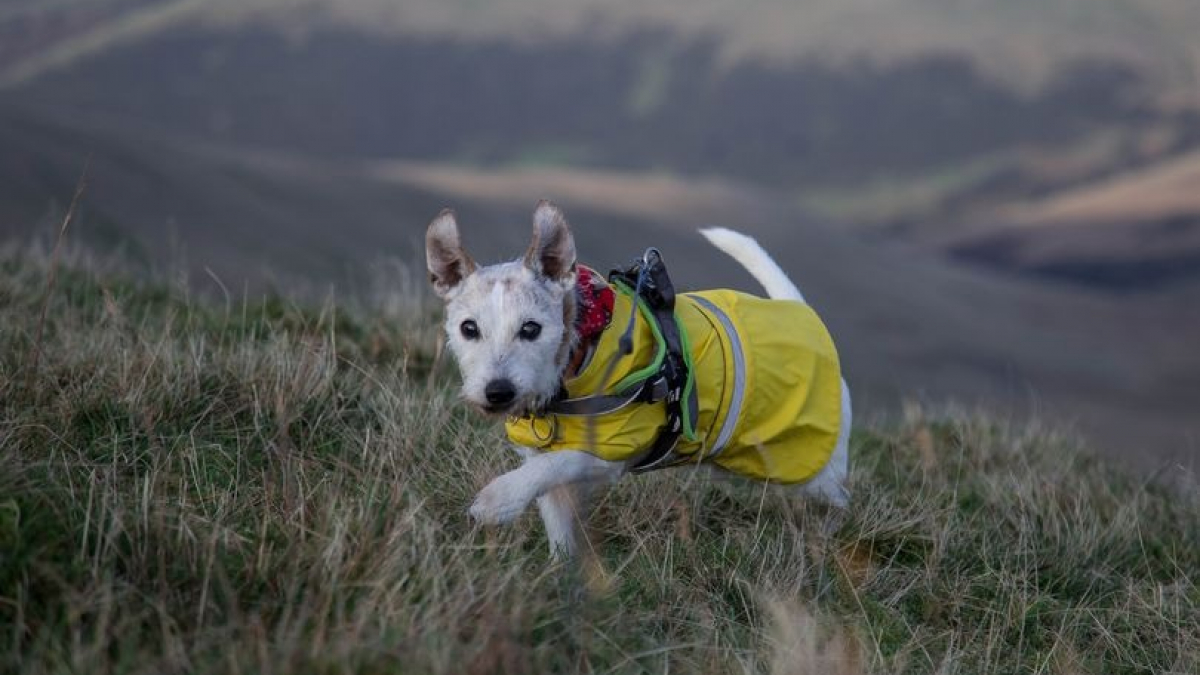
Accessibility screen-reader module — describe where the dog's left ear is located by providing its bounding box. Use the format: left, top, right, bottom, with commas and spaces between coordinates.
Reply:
524, 200, 576, 287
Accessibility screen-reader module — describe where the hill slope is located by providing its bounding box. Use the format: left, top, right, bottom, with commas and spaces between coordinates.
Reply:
947, 150, 1200, 288
2, 249, 1198, 674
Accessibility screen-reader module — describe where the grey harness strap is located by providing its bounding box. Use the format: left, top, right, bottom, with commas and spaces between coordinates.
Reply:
545, 377, 670, 417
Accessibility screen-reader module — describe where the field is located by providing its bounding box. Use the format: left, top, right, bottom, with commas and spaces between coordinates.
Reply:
2, 247, 1197, 674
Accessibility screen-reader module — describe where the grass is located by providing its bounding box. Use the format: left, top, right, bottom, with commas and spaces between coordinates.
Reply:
1, 247, 1197, 674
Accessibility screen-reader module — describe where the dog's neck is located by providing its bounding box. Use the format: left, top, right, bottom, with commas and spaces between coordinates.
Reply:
564, 266, 613, 378
566, 340, 593, 376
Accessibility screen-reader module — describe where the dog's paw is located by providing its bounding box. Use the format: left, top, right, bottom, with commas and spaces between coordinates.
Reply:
469, 473, 535, 525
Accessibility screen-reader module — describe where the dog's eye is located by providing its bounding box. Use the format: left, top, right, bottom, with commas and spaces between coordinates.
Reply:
518, 321, 542, 341
460, 320, 480, 340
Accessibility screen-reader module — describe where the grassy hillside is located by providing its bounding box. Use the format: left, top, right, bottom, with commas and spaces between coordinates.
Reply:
2, 249, 1197, 674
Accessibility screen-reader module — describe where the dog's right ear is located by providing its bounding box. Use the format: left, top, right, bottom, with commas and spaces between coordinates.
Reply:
426, 208, 476, 298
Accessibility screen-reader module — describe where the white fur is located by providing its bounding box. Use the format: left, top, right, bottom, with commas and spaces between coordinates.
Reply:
470, 449, 623, 523
441, 262, 570, 413
429, 206, 851, 559
699, 227, 806, 303
797, 380, 852, 508
506, 446, 607, 557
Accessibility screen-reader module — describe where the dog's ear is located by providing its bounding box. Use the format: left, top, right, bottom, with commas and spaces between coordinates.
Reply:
523, 200, 576, 286
426, 208, 476, 298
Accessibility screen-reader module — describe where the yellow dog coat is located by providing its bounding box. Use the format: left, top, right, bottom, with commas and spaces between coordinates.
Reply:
506, 284, 842, 484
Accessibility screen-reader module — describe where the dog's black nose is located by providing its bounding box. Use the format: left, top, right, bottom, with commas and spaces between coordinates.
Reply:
484, 379, 517, 406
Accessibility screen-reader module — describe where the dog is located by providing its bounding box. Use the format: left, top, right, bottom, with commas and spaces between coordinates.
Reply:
426, 201, 851, 558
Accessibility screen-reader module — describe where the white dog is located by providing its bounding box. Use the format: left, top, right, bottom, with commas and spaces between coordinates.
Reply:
427, 201, 851, 558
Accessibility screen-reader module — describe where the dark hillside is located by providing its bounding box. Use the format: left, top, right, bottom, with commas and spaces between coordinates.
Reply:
9, 23, 1200, 294
8, 29, 1166, 187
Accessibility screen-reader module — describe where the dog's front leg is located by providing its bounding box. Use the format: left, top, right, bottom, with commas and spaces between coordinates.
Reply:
536, 485, 585, 559
469, 449, 624, 526
507, 447, 608, 558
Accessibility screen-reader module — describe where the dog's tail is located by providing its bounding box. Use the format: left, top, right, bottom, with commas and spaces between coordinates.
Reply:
699, 227, 806, 303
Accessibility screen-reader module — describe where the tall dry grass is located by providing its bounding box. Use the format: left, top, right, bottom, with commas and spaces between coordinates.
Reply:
1, 247, 1196, 674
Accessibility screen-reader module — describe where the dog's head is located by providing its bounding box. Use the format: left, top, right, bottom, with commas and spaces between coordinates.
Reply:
426, 201, 578, 416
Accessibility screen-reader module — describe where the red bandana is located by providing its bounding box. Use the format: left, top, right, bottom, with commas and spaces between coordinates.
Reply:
575, 266, 614, 342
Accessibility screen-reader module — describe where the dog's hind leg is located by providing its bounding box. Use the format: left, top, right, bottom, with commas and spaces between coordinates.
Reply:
796, 378, 852, 509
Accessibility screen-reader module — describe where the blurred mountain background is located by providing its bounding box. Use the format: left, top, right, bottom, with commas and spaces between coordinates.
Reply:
1, 0, 1198, 469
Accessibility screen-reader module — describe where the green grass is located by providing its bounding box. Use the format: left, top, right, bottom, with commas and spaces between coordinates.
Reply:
1, 248, 1197, 674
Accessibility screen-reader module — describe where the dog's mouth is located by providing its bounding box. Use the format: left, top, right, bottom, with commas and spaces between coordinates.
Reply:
467, 389, 551, 418
472, 398, 521, 417
481, 402, 515, 416
476, 397, 546, 418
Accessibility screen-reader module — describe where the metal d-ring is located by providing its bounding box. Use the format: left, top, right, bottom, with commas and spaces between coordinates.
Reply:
508, 410, 559, 446
519, 414, 555, 444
